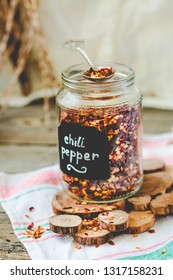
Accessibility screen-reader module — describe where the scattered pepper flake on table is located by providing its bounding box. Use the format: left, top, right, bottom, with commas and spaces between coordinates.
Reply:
23, 224, 45, 239
5, 238, 11, 242
27, 222, 34, 230
148, 229, 155, 234
108, 240, 115, 245
25, 214, 31, 219
74, 244, 82, 250
161, 249, 166, 254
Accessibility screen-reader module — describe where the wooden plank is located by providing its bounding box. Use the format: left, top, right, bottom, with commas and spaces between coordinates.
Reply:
0, 208, 30, 260
0, 104, 57, 145
143, 108, 173, 134
0, 145, 58, 173
0, 242, 30, 260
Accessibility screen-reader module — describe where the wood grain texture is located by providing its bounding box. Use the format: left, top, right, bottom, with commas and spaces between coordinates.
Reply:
0, 145, 58, 173
0, 103, 57, 145
0, 103, 173, 259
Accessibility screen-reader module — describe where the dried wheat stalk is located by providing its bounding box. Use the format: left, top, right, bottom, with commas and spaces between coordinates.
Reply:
0, 0, 60, 124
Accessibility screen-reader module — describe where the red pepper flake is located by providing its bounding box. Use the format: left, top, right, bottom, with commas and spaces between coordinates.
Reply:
29, 207, 35, 212
95, 244, 99, 248
5, 238, 11, 242
148, 229, 155, 234
108, 240, 115, 245
74, 244, 82, 250
23, 225, 45, 239
25, 214, 31, 219
75, 201, 81, 205
27, 222, 34, 230
84, 67, 114, 78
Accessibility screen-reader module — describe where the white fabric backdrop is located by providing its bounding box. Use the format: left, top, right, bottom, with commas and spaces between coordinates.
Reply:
1, 0, 173, 109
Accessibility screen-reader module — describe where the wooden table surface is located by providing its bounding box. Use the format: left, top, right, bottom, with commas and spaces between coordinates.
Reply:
0, 101, 173, 259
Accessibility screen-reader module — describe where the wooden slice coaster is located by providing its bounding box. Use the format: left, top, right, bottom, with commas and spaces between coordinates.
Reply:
52, 191, 125, 219
143, 159, 165, 174
135, 171, 173, 197
127, 195, 151, 211
150, 190, 173, 215
128, 211, 155, 234
74, 228, 112, 245
49, 214, 82, 234
98, 210, 129, 232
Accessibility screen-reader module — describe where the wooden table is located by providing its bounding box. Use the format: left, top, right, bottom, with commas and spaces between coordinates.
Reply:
0, 102, 173, 259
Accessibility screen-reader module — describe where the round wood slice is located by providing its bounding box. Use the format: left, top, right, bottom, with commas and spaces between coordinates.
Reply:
98, 210, 129, 232
143, 159, 165, 174
49, 214, 82, 234
74, 228, 112, 245
52, 191, 125, 219
127, 195, 151, 211
128, 211, 155, 234
150, 190, 173, 215
135, 172, 173, 197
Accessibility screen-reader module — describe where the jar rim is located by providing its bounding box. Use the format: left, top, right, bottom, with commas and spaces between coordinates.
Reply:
61, 62, 135, 90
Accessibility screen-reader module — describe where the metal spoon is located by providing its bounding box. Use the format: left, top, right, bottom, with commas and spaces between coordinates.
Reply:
64, 40, 115, 82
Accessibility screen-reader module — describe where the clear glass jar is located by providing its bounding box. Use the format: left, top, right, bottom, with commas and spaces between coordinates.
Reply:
56, 62, 143, 203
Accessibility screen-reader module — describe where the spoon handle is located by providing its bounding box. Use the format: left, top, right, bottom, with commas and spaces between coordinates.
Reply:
75, 46, 96, 70
64, 40, 97, 70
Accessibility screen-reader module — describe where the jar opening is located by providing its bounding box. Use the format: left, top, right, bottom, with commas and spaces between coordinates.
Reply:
62, 62, 135, 91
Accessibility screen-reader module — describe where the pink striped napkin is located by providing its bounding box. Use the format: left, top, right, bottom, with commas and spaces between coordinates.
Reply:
0, 132, 173, 260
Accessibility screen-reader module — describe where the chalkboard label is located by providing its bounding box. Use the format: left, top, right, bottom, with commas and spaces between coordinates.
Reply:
58, 122, 110, 180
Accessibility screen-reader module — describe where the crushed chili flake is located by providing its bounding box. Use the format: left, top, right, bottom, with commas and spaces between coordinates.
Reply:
161, 249, 166, 254
133, 233, 138, 238
95, 244, 99, 248
108, 240, 115, 245
25, 214, 31, 219
74, 244, 82, 250
84, 67, 114, 79
148, 229, 155, 234
29, 207, 35, 212
60, 103, 141, 202
5, 238, 11, 242
62, 206, 73, 210
135, 246, 141, 250
23, 225, 45, 239
81, 201, 87, 205
27, 222, 34, 230
82, 217, 99, 231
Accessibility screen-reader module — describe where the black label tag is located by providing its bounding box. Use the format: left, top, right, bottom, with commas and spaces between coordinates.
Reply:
58, 122, 110, 180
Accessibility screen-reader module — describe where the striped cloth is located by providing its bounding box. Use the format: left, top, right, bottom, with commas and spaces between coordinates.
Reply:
0, 132, 173, 260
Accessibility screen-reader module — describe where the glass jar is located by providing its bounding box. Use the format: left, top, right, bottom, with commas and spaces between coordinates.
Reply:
56, 62, 143, 203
